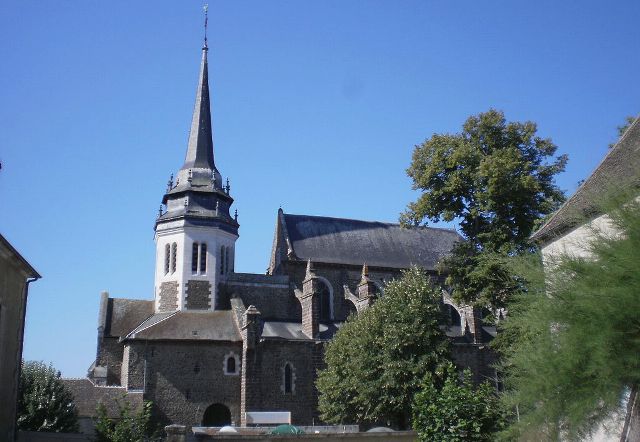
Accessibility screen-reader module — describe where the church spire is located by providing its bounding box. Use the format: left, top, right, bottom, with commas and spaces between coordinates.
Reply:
181, 6, 215, 171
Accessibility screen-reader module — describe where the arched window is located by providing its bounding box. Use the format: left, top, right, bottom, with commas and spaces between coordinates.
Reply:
171, 242, 177, 273
283, 363, 294, 394
164, 244, 170, 275
223, 352, 239, 375
319, 283, 331, 322
200, 243, 207, 273
192, 242, 199, 273
225, 247, 231, 274
220, 246, 226, 274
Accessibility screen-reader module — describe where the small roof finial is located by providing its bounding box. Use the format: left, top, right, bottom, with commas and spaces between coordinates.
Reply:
203, 4, 209, 49
305, 259, 316, 279
360, 263, 370, 284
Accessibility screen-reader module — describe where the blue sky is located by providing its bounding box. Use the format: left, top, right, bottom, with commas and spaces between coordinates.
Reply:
1, 1, 638, 377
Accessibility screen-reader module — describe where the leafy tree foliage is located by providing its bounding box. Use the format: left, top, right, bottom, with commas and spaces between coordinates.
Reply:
94, 399, 159, 442
498, 196, 640, 440
402, 109, 566, 250
401, 109, 566, 306
17, 361, 79, 433
413, 363, 505, 441
438, 242, 521, 309
317, 267, 450, 429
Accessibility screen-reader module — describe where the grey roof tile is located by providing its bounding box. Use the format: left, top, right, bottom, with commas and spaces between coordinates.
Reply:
282, 214, 461, 270
62, 378, 143, 418
105, 298, 154, 338
124, 310, 242, 342
262, 320, 342, 341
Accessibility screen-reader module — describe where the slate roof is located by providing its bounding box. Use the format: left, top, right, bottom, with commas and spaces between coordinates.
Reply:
104, 298, 154, 338
123, 310, 242, 342
62, 378, 143, 418
532, 116, 640, 244
262, 321, 342, 341
281, 213, 461, 270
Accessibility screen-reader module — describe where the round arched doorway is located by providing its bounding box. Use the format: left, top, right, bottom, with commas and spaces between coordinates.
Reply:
202, 403, 231, 427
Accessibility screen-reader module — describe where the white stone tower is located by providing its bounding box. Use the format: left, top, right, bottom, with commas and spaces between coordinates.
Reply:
154, 36, 239, 313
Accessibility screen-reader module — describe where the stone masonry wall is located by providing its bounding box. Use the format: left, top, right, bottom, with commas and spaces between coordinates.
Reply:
246, 339, 326, 425
126, 340, 243, 426
220, 275, 294, 320
158, 281, 179, 312
281, 261, 409, 321
96, 336, 124, 385
185, 280, 211, 310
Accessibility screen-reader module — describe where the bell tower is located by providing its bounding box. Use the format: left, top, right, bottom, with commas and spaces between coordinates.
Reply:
154, 20, 239, 313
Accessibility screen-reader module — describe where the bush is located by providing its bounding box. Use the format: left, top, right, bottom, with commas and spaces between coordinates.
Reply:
17, 360, 79, 432
413, 363, 505, 441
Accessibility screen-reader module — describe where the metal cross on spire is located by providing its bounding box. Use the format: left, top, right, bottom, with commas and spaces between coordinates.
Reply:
203, 4, 209, 49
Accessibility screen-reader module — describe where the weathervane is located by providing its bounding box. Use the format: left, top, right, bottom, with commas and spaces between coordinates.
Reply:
203, 4, 209, 49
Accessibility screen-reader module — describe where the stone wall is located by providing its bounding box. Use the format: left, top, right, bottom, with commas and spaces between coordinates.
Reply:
126, 340, 243, 426
280, 261, 408, 321
220, 274, 295, 320
186, 280, 212, 310
159, 281, 179, 312
96, 336, 124, 385
17, 431, 91, 442
245, 340, 326, 425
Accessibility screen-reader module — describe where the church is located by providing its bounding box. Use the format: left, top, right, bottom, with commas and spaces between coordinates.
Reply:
65, 34, 496, 430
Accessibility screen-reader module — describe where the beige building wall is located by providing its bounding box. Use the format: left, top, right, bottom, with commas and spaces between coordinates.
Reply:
0, 236, 39, 442
540, 213, 617, 262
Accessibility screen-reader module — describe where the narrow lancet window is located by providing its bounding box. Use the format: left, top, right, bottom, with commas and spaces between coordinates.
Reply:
226, 356, 235, 374
164, 244, 170, 275
225, 247, 231, 274
200, 243, 207, 273
284, 363, 293, 393
192, 243, 199, 273
171, 242, 177, 273
220, 246, 225, 275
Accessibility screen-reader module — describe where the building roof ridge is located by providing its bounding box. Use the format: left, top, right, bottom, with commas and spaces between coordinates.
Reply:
281, 211, 459, 234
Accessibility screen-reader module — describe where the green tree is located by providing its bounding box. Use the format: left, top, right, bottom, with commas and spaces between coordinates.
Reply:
413, 363, 505, 441
316, 267, 450, 429
401, 109, 567, 307
498, 195, 640, 440
94, 399, 158, 442
17, 361, 79, 433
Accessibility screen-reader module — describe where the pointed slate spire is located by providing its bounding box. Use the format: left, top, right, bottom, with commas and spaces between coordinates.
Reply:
181, 36, 215, 171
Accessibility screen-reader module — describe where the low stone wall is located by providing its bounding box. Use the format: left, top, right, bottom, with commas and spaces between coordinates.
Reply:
166, 425, 417, 442
17, 431, 91, 442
